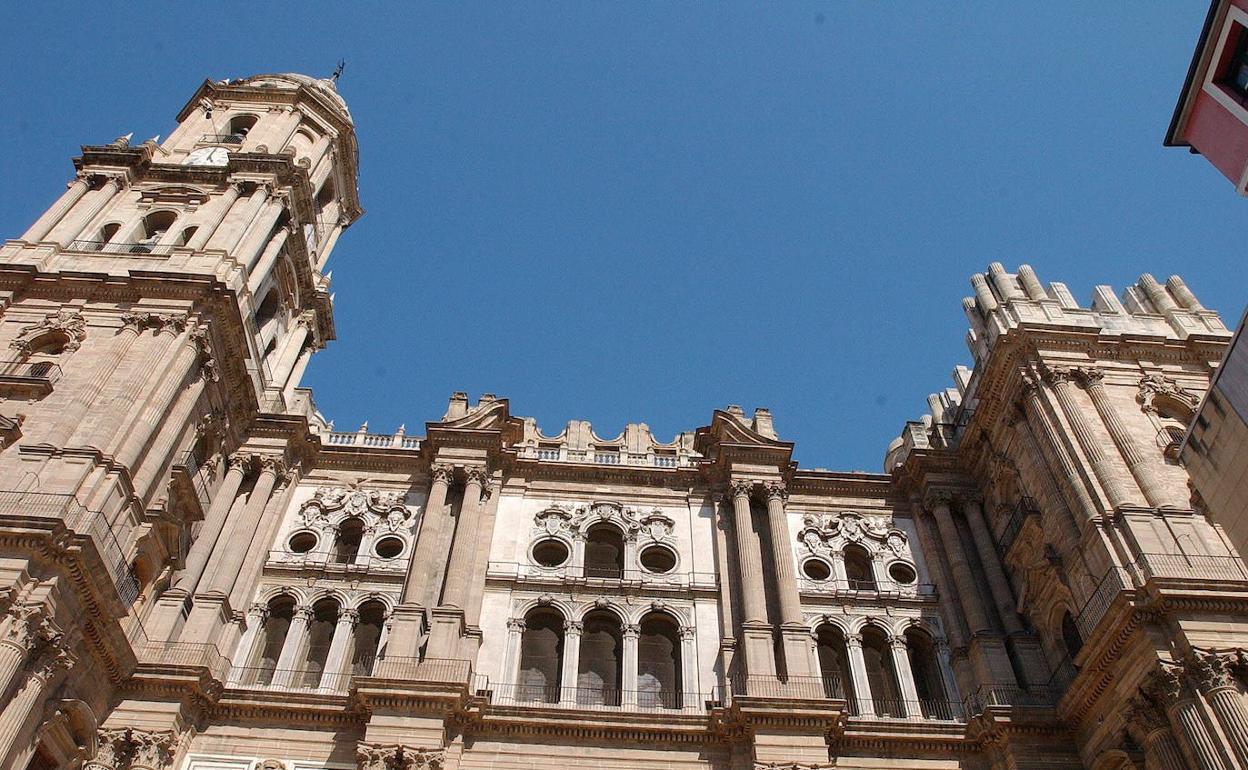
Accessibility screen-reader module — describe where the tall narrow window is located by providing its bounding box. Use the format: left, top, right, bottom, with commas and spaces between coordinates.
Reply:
351, 601, 387, 675
1060, 610, 1083, 660
861, 625, 903, 717
299, 599, 339, 687
905, 628, 950, 719
637, 613, 682, 708
583, 524, 625, 579
844, 544, 876, 591
577, 610, 623, 705
334, 518, 364, 564
252, 595, 295, 685
518, 608, 564, 703
815, 624, 855, 708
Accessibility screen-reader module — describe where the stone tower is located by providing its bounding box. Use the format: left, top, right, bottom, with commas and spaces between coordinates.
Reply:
0, 73, 359, 767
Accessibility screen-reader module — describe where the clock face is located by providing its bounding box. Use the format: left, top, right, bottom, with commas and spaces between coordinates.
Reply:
184, 147, 229, 167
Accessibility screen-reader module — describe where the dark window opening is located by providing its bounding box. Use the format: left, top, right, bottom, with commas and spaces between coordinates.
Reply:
351, 601, 386, 675
577, 610, 623, 705
584, 524, 625, 579
906, 628, 951, 719
334, 518, 364, 563
638, 613, 682, 708
518, 608, 564, 703
862, 626, 904, 717
844, 544, 876, 591
300, 599, 340, 687
815, 624, 855, 707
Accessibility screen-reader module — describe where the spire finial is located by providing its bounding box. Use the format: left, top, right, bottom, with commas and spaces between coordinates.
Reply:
331, 59, 346, 85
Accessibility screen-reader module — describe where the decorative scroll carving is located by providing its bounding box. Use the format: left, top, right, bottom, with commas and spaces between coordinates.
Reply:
11, 309, 87, 354
298, 481, 411, 533
87, 728, 179, 770
1137, 374, 1200, 416
356, 743, 445, 770
798, 510, 904, 557
532, 500, 667, 543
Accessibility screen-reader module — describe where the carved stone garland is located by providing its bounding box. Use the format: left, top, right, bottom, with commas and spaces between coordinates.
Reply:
10, 309, 87, 354
532, 501, 674, 545
798, 510, 909, 560
294, 482, 413, 538
86, 728, 180, 770
356, 743, 445, 770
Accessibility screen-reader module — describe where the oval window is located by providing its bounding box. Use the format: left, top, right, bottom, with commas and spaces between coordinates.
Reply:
639, 545, 677, 574
532, 538, 570, 568
889, 562, 917, 585
802, 559, 832, 581
374, 536, 404, 559
288, 531, 317, 554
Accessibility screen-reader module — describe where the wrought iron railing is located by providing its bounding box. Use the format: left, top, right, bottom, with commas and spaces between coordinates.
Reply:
200, 133, 245, 145
170, 450, 214, 511
996, 496, 1040, 555
483, 681, 709, 712
0, 360, 62, 384
66, 239, 174, 256
1137, 552, 1248, 582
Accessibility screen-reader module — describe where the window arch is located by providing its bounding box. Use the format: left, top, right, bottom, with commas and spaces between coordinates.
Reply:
583, 524, 625, 579
861, 625, 903, 717
844, 544, 876, 591
815, 624, 855, 707
91, 222, 123, 250
250, 594, 296, 685
350, 600, 387, 675
334, 517, 364, 564
905, 627, 950, 719
577, 609, 623, 705
133, 210, 178, 252
227, 114, 259, 141
518, 608, 564, 703
637, 612, 682, 709
299, 598, 340, 687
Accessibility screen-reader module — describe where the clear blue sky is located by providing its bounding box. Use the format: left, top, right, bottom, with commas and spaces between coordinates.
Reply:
2, 3, 1241, 471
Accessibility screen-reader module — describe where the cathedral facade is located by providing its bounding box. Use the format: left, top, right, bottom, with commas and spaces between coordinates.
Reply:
0, 73, 1245, 770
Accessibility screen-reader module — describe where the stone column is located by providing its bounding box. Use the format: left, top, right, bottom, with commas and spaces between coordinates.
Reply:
116, 325, 205, 469
271, 605, 312, 688
47, 176, 122, 244
680, 626, 698, 709
43, 313, 145, 447
247, 226, 291, 291
763, 481, 813, 677
502, 618, 525, 686
1189, 652, 1248, 767
622, 623, 640, 707
237, 195, 286, 267
174, 456, 249, 595
1020, 378, 1102, 522
1044, 367, 1132, 509
1010, 408, 1085, 538
229, 471, 297, 611
1128, 696, 1189, 770
440, 467, 487, 610
730, 479, 776, 682
0, 644, 74, 763
228, 603, 270, 680
1074, 367, 1176, 509
890, 635, 922, 718
560, 620, 583, 706
926, 493, 992, 635
272, 316, 312, 387
0, 605, 56, 705
1148, 668, 1233, 770
203, 456, 282, 597
960, 496, 1025, 636
389, 464, 453, 659
320, 608, 359, 691
845, 633, 873, 716
21, 176, 92, 242
207, 184, 268, 254
186, 182, 243, 251
130, 372, 208, 505
84, 315, 185, 452
936, 641, 964, 718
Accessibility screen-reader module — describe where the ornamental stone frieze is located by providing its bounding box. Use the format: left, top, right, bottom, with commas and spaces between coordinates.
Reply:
297, 482, 412, 533
753, 763, 836, 770
10, 308, 87, 354
797, 510, 908, 558
1137, 374, 1200, 415
356, 743, 445, 770
86, 728, 179, 770
532, 500, 673, 544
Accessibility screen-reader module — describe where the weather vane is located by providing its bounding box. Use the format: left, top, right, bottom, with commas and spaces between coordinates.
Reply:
332, 60, 346, 84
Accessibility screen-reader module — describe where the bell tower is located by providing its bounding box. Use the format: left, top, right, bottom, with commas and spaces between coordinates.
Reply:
0, 73, 362, 657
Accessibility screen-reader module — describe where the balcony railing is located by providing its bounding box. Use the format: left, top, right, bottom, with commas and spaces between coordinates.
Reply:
799, 578, 937, 599
1073, 565, 1133, 640
266, 549, 408, 575
200, 133, 245, 145
482, 681, 709, 713
66, 239, 174, 256
0, 490, 138, 606
997, 496, 1040, 555
0, 360, 62, 385
485, 560, 719, 590
362, 656, 473, 684
228, 664, 353, 693
323, 430, 421, 450
170, 450, 214, 512
1137, 552, 1248, 583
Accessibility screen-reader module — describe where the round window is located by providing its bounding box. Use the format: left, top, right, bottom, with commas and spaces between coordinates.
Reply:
374, 536, 404, 559
288, 531, 317, 554
639, 545, 677, 574
889, 562, 917, 585
802, 559, 832, 581
532, 538, 570, 568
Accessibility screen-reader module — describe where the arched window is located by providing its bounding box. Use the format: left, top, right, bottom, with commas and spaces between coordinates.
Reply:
133, 211, 178, 252
637, 613, 682, 709
861, 626, 904, 717
176, 225, 198, 247
518, 608, 564, 703
92, 222, 122, 250
251, 594, 295, 685
334, 518, 364, 564
578, 610, 623, 706
227, 114, 259, 142
583, 524, 625, 579
299, 598, 340, 687
815, 624, 856, 707
288, 127, 318, 165
1060, 610, 1083, 660
844, 544, 876, 591
351, 601, 387, 675
905, 628, 950, 719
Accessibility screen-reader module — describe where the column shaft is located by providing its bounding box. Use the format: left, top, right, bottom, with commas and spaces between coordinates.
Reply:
402, 467, 452, 605
22, 177, 91, 242
890, 638, 922, 716
271, 607, 311, 688
440, 469, 486, 609
238, 197, 284, 267
846, 637, 873, 716
622, 626, 639, 706
763, 485, 802, 625
230, 476, 297, 610
911, 505, 968, 650
319, 611, 358, 690
1172, 700, 1231, 770
1046, 371, 1131, 508
1080, 372, 1172, 508
1021, 385, 1101, 521
203, 461, 280, 597
133, 376, 207, 506
961, 498, 1025, 635
174, 459, 248, 595
116, 330, 200, 469
187, 183, 242, 251
561, 625, 582, 705
1146, 732, 1189, 770
247, 227, 290, 291
43, 320, 142, 447
47, 177, 121, 244
1207, 687, 1248, 768
927, 499, 993, 634
0, 644, 22, 706
730, 484, 767, 624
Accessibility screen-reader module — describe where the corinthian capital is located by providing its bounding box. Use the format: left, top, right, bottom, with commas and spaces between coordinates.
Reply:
356, 742, 446, 770
256, 455, 287, 476
923, 488, 954, 509
1184, 650, 1239, 693
429, 464, 455, 485
763, 480, 788, 502
1072, 367, 1105, 389
90, 728, 180, 770
464, 467, 490, 488
729, 479, 754, 500
1041, 366, 1074, 387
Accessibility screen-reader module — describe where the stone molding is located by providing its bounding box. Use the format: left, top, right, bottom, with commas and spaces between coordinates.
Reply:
356, 743, 445, 770
86, 727, 179, 770
10, 308, 87, 354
